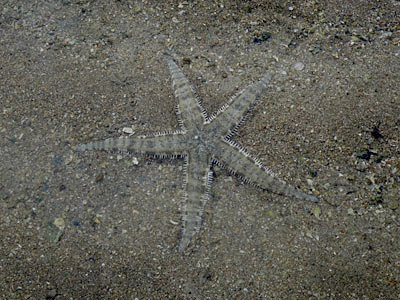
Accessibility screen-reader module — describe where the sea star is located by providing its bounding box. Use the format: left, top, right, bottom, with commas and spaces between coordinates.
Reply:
78, 53, 319, 252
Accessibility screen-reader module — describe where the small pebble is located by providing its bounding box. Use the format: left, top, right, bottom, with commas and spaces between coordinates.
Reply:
95, 173, 104, 183
46, 289, 58, 299
54, 217, 65, 230
122, 127, 134, 134
379, 31, 392, 39
170, 219, 179, 225
72, 219, 81, 227
312, 207, 321, 220
253, 32, 272, 44
294, 62, 305, 71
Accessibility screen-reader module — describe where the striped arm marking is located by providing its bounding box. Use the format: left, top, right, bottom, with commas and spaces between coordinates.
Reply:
179, 149, 212, 252
214, 139, 319, 203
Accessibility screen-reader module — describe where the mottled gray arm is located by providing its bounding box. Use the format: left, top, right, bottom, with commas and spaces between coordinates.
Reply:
209, 73, 271, 138
213, 139, 319, 203
164, 54, 207, 129
77, 133, 189, 157
179, 149, 213, 252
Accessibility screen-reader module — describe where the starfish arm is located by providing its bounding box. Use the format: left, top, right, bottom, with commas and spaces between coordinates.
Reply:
164, 53, 208, 129
208, 73, 271, 138
77, 133, 189, 156
179, 149, 213, 252
213, 139, 319, 203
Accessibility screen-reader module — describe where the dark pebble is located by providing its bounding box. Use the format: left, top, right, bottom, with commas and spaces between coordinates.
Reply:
253, 32, 272, 44
357, 149, 373, 160
182, 57, 191, 65
95, 173, 104, 182
72, 219, 81, 227
371, 126, 383, 139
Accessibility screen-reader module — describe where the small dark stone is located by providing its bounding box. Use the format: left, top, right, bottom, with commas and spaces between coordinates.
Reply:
261, 31, 272, 41
72, 219, 81, 227
95, 173, 104, 183
371, 126, 383, 139
59, 184, 66, 191
182, 57, 191, 65
253, 32, 272, 44
311, 170, 318, 177
253, 37, 262, 44
357, 149, 373, 160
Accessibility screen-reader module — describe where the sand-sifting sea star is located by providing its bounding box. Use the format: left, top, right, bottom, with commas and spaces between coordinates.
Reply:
78, 53, 319, 252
